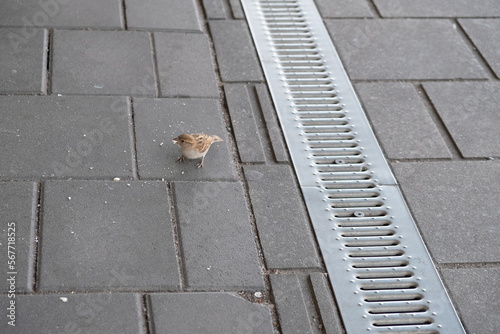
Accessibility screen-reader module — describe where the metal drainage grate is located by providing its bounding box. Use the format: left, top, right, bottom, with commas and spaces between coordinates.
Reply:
241, 0, 466, 333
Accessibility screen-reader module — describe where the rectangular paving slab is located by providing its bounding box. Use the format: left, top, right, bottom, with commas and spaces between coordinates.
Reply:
0, 28, 46, 94
0, 293, 144, 333
172, 181, 264, 290
0, 182, 37, 293
225, 83, 289, 163
0, 0, 123, 28
355, 82, 451, 159
255, 85, 290, 162
225, 84, 267, 163
209, 20, 264, 82
154, 32, 219, 98
459, 19, 500, 78
0, 95, 133, 180
373, 0, 500, 17
440, 267, 500, 334
203, 0, 229, 19
228, 0, 245, 19
148, 292, 274, 333
423, 82, 500, 158
126, 0, 201, 31
243, 165, 321, 270
39, 181, 179, 291
391, 161, 500, 263
325, 19, 487, 80
269, 274, 342, 334
133, 97, 236, 181
51, 30, 155, 96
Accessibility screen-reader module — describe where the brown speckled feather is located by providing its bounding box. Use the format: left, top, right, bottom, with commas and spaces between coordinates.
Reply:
192, 133, 214, 154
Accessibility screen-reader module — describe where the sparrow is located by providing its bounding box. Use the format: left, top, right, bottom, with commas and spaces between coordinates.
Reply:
172, 133, 223, 168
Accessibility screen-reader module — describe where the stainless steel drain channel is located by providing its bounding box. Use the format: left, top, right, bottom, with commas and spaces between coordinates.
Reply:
241, 0, 466, 333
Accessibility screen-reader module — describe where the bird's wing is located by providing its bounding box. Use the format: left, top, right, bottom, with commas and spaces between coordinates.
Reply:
191, 133, 213, 153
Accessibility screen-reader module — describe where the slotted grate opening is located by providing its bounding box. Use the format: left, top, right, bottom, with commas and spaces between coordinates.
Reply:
364, 293, 424, 302
356, 271, 414, 279
373, 318, 434, 327
369, 305, 428, 314
242, 0, 465, 333
348, 250, 404, 258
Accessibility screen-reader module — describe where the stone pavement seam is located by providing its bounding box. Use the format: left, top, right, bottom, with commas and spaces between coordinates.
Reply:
147, 33, 161, 97
454, 18, 499, 80
366, 0, 383, 18
413, 83, 463, 160
119, 0, 127, 30
139, 293, 151, 334
42, 29, 49, 95
128, 97, 140, 180
32, 182, 42, 292
165, 182, 187, 291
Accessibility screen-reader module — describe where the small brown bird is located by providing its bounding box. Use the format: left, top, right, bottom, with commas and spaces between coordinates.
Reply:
172, 133, 223, 168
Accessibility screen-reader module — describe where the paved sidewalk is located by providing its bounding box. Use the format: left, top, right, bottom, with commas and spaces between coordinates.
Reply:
0, 0, 498, 333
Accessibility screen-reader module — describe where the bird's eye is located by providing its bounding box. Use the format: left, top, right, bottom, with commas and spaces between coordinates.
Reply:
181, 139, 185, 142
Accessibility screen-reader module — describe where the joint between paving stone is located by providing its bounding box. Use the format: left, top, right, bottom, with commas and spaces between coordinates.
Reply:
248, 84, 277, 164
413, 83, 464, 160
165, 182, 188, 291
42, 29, 50, 95
455, 19, 500, 80
128, 97, 140, 179
140, 293, 152, 334
31, 182, 43, 292
238, 171, 272, 273
366, 0, 383, 18
119, 0, 127, 30
148, 33, 161, 98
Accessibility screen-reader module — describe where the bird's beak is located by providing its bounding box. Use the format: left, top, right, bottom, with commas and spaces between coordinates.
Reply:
172, 138, 178, 144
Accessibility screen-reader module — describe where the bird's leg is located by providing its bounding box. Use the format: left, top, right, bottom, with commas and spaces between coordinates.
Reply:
197, 156, 205, 168
177, 155, 186, 163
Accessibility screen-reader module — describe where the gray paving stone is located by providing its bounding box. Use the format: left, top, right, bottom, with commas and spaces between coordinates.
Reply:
0, 96, 133, 180
423, 82, 500, 158
391, 161, 500, 263
0, 0, 122, 28
441, 268, 500, 334
203, 0, 228, 19
0, 28, 46, 94
325, 19, 487, 80
52, 30, 155, 96
209, 20, 264, 82
255, 84, 290, 163
39, 181, 179, 291
243, 166, 321, 270
270, 274, 323, 334
154, 32, 219, 98
225, 84, 267, 163
309, 273, 345, 334
355, 83, 451, 159
149, 292, 274, 333
0, 293, 144, 333
172, 181, 264, 290
229, 0, 245, 19
460, 19, 500, 78
374, 0, 500, 17
315, 0, 374, 18
126, 0, 201, 31
0, 182, 36, 293
133, 98, 237, 181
